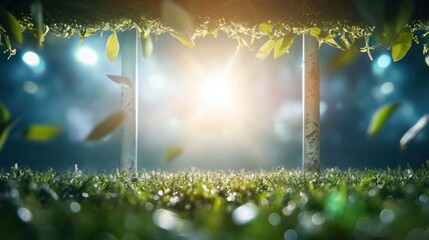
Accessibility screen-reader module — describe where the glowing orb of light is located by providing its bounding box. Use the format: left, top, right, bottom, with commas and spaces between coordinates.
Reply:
380, 81, 394, 95
377, 54, 391, 69
201, 76, 233, 109
22, 51, 40, 67
76, 47, 98, 65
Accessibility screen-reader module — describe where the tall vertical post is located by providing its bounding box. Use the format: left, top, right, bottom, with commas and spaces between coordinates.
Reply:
302, 34, 320, 173
121, 29, 138, 173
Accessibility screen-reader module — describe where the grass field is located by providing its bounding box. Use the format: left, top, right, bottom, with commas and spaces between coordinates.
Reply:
1, 164, 429, 240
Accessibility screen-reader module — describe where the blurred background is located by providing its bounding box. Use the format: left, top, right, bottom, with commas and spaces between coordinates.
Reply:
1, 31, 429, 172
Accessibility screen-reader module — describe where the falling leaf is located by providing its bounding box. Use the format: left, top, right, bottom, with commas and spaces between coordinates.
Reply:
21, 124, 62, 141
367, 102, 402, 137
161, 0, 193, 34
256, 39, 275, 60
106, 75, 131, 88
0, 102, 10, 124
164, 146, 182, 162
274, 33, 294, 59
400, 114, 429, 150
106, 31, 120, 62
30, 1, 44, 46
391, 27, 413, 62
327, 48, 358, 73
141, 34, 153, 59
0, 6, 23, 44
0, 119, 15, 151
258, 23, 273, 34
86, 111, 125, 141
169, 32, 195, 48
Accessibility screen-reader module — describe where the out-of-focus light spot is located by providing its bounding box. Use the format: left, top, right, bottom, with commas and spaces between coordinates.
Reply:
201, 76, 233, 109
377, 54, 392, 68
284, 229, 298, 240
372, 54, 391, 74
153, 209, 180, 230
379, 209, 395, 224
76, 47, 98, 65
380, 82, 394, 95
268, 212, 281, 226
17, 207, 32, 222
148, 74, 165, 90
70, 201, 81, 213
320, 101, 328, 116
311, 212, 326, 225
22, 51, 40, 67
325, 190, 346, 217
232, 202, 258, 225
22, 51, 45, 73
23, 81, 38, 94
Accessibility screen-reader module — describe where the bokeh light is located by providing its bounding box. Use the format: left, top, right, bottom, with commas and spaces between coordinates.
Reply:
372, 54, 392, 74
22, 51, 40, 67
76, 46, 98, 65
380, 82, 394, 95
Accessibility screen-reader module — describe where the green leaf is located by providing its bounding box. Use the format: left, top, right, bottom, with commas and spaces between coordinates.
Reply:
169, 32, 195, 48
256, 39, 275, 60
274, 33, 294, 59
0, 6, 23, 45
164, 146, 182, 162
309, 27, 341, 48
141, 34, 153, 59
106, 31, 120, 62
258, 23, 273, 34
106, 75, 131, 88
0, 102, 10, 124
400, 114, 429, 150
21, 125, 62, 141
161, 0, 193, 34
0, 119, 15, 151
354, 0, 415, 48
86, 111, 124, 141
327, 48, 358, 73
30, 1, 44, 46
391, 27, 413, 62
142, 26, 151, 39
367, 102, 402, 137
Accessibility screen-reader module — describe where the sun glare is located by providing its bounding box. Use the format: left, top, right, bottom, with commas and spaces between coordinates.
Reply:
201, 76, 234, 109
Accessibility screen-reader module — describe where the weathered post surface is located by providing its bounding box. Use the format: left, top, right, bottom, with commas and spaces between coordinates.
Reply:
302, 34, 320, 173
120, 30, 139, 173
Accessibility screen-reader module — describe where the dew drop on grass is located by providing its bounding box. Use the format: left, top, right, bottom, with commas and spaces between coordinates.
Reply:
82, 192, 89, 198
17, 207, 32, 222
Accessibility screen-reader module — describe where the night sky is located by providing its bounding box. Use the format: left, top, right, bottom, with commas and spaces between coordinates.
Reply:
1, 31, 429, 172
